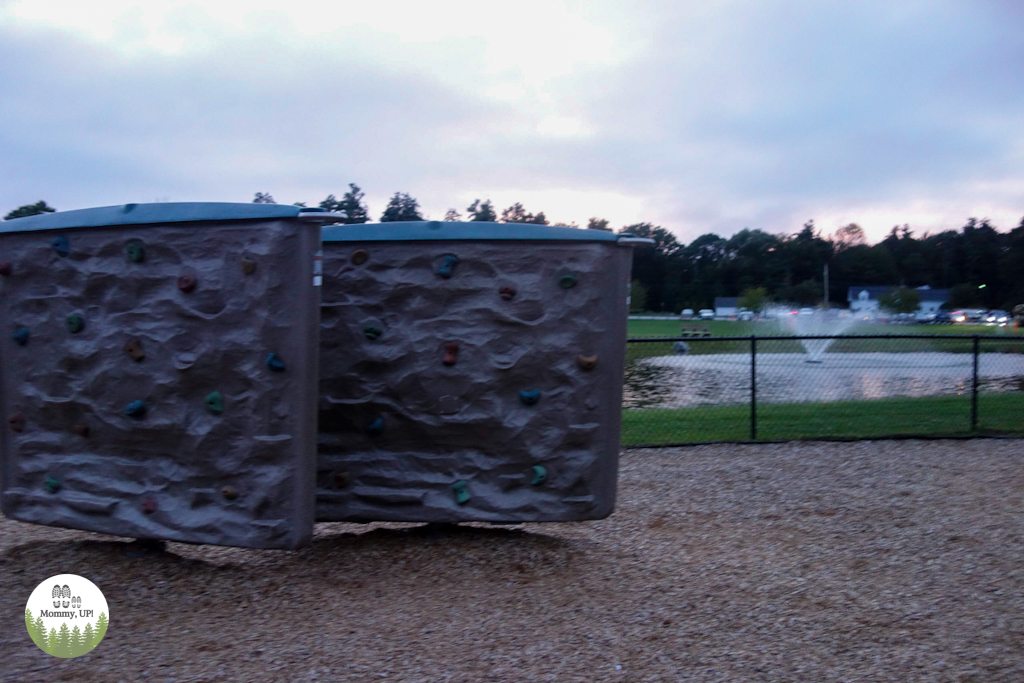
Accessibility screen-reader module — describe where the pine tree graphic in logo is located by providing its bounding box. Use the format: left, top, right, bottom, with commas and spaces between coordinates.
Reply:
26, 574, 109, 658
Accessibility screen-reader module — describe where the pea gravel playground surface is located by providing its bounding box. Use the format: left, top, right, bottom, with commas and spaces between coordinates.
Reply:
2, 439, 1023, 682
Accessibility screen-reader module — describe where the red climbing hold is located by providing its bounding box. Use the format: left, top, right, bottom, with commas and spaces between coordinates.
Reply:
177, 273, 197, 293
443, 342, 459, 366
499, 286, 517, 301
8, 412, 26, 433
0, 261, 12, 277
141, 498, 157, 514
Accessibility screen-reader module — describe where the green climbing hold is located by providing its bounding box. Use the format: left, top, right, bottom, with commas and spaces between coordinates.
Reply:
66, 314, 85, 334
364, 324, 383, 340
51, 235, 69, 257
530, 465, 548, 486
437, 254, 459, 278
44, 476, 61, 494
124, 400, 147, 418
12, 327, 29, 346
452, 480, 471, 505
205, 392, 224, 414
266, 353, 285, 372
519, 389, 541, 406
125, 240, 145, 263
559, 274, 578, 289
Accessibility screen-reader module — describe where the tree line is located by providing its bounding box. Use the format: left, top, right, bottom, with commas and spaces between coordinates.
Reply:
25, 609, 108, 658
6, 194, 1022, 311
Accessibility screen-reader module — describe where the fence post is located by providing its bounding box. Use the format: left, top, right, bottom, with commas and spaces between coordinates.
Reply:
971, 335, 979, 431
750, 335, 757, 440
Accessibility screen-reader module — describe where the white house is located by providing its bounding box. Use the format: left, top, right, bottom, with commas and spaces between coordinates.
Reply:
847, 285, 950, 314
714, 297, 739, 318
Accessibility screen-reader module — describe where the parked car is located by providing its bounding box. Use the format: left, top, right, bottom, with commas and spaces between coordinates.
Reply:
680, 308, 695, 319
915, 311, 936, 323
933, 311, 953, 324
737, 311, 755, 321
698, 309, 715, 320
986, 310, 1010, 324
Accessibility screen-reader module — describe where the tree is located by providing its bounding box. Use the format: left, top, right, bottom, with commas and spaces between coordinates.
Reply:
832, 223, 865, 252
629, 280, 648, 314
95, 612, 108, 646
82, 622, 95, 651
318, 194, 342, 213
57, 622, 71, 657
466, 199, 496, 222
380, 192, 423, 222
48, 627, 58, 655
498, 202, 547, 224
738, 286, 768, 314
70, 625, 84, 657
4, 200, 56, 220
252, 192, 276, 204
878, 286, 921, 314
443, 208, 462, 222
587, 217, 611, 231
26, 609, 44, 649
338, 184, 369, 224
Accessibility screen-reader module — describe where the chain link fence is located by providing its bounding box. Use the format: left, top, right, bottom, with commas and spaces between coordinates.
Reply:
622, 334, 1024, 446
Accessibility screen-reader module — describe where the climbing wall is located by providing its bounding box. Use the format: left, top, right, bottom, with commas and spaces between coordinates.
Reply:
0, 220, 320, 549
317, 240, 632, 522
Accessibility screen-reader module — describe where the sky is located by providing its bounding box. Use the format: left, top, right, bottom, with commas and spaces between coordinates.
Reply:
1, 0, 1023, 244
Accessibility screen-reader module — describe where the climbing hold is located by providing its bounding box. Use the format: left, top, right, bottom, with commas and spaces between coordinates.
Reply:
241, 256, 257, 274
44, 476, 61, 494
443, 342, 459, 366
0, 261, 12, 276
530, 465, 548, 486
125, 240, 145, 263
8, 412, 26, 433
66, 314, 85, 334
124, 339, 145, 362
436, 254, 459, 278
173, 352, 197, 370
177, 273, 197, 293
559, 274, 578, 289
333, 471, 350, 488
140, 498, 157, 514
12, 327, 29, 346
204, 392, 224, 414
350, 249, 369, 265
577, 354, 598, 371
51, 235, 69, 257
265, 353, 286, 372
73, 423, 90, 437
363, 324, 383, 340
499, 286, 517, 301
124, 400, 147, 418
365, 417, 384, 435
519, 389, 541, 406
452, 480, 471, 505
221, 486, 238, 500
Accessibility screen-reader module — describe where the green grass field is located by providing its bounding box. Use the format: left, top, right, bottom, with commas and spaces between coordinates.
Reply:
621, 392, 1024, 445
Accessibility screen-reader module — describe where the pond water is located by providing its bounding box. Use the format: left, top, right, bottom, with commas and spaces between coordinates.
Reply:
623, 352, 1024, 409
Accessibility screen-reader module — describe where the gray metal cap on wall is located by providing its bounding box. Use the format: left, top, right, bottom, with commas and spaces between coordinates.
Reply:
322, 221, 654, 245
1, 203, 346, 234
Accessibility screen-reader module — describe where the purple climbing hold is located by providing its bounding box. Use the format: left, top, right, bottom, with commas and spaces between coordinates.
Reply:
177, 273, 197, 293
8, 412, 26, 433
443, 342, 459, 366
499, 286, 517, 301
141, 498, 157, 514
0, 261, 12, 276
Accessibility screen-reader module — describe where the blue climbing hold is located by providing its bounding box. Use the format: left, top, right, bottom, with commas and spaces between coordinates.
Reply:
437, 254, 459, 278
452, 480, 471, 505
44, 476, 61, 494
51, 235, 69, 257
365, 417, 384, 435
364, 324, 383, 340
519, 389, 541, 406
124, 400, 147, 418
559, 274, 578, 289
66, 314, 85, 334
205, 392, 224, 414
531, 465, 548, 486
266, 353, 286, 372
12, 327, 29, 346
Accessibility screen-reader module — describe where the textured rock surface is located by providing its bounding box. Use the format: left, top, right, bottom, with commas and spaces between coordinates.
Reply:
0, 220, 320, 549
317, 241, 633, 522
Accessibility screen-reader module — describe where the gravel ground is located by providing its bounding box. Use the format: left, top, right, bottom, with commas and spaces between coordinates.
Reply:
2, 438, 1023, 683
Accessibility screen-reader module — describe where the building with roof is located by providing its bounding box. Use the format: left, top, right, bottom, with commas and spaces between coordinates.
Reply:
847, 285, 950, 314
714, 297, 739, 317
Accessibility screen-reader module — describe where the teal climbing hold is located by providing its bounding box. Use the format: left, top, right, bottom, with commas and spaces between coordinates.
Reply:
364, 324, 383, 340
12, 327, 29, 346
44, 476, 61, 494
124, 400, 147, 418
559, 274, 577, 289
365, 417, 384, 435
452, 480, 471, 505
51, 235, 69, 257
125, 240, 145, 263
205, 392, 224, 414
66, 314, 85, 334
437, 254, 459, 278
531, 465, 548, 486
266, 353, 286, 372
519, 389, 541, 406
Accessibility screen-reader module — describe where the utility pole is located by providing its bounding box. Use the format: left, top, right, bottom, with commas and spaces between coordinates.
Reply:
823, 263, 829, 308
